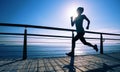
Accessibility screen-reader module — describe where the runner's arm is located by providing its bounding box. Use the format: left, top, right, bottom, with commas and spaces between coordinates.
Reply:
84, 15, 90, 29
71, 17, 75, 26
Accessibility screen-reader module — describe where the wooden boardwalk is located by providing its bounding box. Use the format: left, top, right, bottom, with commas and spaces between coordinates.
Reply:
0, 52, 120, 72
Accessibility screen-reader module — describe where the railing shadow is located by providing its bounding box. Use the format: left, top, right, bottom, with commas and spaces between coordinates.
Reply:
0, 59, 22, 67
63, 56, 76, 72
104, 54, 120, 61
86, 63, 120, 72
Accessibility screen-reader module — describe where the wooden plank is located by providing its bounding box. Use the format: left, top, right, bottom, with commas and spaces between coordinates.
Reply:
44, 58, 64, 72
28, 59, 37, 72
51, 58, 64, 72
48, 58, 57, 72
38, 58, 46, 72
0, 59, 20, 71
16, 60, 27, 72
45, 58, 55, 71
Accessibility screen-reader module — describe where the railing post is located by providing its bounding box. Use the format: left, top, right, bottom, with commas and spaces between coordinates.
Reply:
72, 31, 74, 39
100, 33, 103, 54
72, 31, 74, 47
23, 27, 27, 60
71, 31, 74, 53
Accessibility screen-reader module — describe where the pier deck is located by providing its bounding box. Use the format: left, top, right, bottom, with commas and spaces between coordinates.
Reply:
0, 52, 120, 72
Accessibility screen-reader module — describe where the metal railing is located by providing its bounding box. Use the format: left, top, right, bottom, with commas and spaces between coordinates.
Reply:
0, 23, 120, 60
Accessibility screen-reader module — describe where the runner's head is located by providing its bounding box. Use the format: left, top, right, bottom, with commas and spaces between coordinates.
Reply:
77, 7, 84, 15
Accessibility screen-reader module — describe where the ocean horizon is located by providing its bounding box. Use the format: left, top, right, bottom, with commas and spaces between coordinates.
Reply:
0, 43, 120, 58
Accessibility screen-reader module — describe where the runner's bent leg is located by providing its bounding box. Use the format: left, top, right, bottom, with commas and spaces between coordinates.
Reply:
79, 32, 94, 47
80, 36, 98, 52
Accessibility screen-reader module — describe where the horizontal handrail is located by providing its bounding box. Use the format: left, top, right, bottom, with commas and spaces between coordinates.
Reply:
0, 32, 120, 40
1, 23, 120, 36
0, 23, 73, 31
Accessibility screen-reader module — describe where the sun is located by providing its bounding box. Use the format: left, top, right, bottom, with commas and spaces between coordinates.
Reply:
66, 2, 79, 20
68, 6, 77, 17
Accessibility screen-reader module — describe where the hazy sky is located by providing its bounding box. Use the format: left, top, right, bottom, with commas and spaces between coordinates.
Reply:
0, 0, 120, 45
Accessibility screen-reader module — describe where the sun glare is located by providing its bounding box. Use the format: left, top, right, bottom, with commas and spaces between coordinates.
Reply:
67, 6, 77, 17
65, 1, 79, 20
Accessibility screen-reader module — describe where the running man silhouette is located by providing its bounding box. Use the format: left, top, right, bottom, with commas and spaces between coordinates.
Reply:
66, 7, 98, 57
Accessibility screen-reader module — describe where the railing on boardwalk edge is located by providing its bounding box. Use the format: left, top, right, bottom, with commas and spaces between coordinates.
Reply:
0, 23, 120, 60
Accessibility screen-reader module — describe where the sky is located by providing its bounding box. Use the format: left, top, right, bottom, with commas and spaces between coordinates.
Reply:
0, 0, 120, 45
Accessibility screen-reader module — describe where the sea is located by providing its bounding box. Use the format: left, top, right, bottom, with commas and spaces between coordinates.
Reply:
0, 43, 120, 58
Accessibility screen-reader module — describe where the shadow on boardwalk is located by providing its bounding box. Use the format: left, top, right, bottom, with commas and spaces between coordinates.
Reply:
63, 56, 76, 72
0, 59, 22, 67
87, 63, 120, 72
63, 53, 120, 72
63, 55, 120, 72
